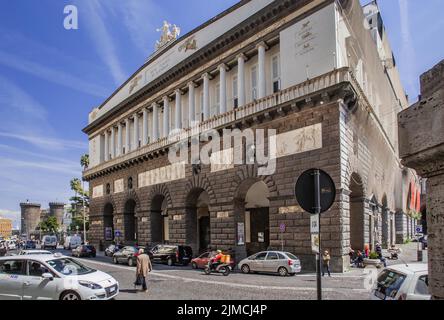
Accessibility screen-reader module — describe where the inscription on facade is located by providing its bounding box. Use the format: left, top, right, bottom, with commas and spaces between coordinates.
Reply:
211, 148, 234, 173
138, 162, 186, 188
92, 185, 104, 199
114, 179, 124, 194
279, 206, 304, 214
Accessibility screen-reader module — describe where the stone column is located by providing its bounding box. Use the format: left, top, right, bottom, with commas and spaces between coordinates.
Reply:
133, 113, 139, 150
237, 54, 246, 107
104, 130, 109, 161
175, 89, 182, 129
257, 42, 267, 99
188, 82, 196, 125
219, 64, 228, 114
202, 73, 210, 120
117, 123, 122, 157
110, 126, 115, 159
152, 103, 159, 141
142, 108, 148, 146
124, 119, 130, 154
398, 60, 444, 300
163, 96, 170, 137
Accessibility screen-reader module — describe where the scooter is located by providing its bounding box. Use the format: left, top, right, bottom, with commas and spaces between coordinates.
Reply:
204, 262, 231, 276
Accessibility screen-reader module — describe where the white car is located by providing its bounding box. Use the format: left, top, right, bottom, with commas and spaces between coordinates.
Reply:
41, 236, 57, 250
6, 241, 17, 250
18, 250, 53, 256
0, 254, 119, 300
371, 263, 430, 300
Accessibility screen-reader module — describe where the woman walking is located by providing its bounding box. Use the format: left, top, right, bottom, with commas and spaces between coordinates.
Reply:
322, 250, 331, 277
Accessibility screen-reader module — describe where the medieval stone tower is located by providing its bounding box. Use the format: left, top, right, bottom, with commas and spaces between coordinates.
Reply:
49, 202, 65, 227
20, 202, 41, 237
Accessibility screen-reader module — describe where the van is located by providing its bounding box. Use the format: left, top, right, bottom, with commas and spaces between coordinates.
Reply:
64, 235, 82, 250
42, 235, 57, 250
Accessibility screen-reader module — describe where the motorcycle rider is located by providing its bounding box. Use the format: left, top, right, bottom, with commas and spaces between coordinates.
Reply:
210, 250, 223, 270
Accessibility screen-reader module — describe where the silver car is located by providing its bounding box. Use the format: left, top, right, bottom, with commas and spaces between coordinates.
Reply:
237, 251, 302, 276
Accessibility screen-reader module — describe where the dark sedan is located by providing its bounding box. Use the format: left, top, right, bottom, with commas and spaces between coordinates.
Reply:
72, 245, 97, 258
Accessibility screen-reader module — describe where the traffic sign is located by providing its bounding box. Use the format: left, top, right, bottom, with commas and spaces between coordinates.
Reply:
310, 214, 319, 233
279, 223, 286, 232
415, 225, 423, 234
311, 234, 320, 253
295, 169, 336, 214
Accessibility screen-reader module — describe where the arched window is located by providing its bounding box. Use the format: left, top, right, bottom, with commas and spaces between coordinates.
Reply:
128, 177, 133, 190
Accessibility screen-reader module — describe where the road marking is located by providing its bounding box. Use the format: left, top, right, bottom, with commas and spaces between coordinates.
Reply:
78, 258, 369, 293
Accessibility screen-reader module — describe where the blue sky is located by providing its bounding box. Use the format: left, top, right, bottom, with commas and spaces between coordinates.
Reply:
0, 0, 443, 228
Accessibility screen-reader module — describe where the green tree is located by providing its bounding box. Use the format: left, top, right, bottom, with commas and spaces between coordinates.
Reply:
81, 154, 89, 170
38, 216, 59, 233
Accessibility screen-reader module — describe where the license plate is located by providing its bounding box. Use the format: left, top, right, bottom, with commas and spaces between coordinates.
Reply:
109, 286, 116, 293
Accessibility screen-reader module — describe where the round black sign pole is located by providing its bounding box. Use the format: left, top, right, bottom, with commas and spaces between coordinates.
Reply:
313, 169, 322, 301
295, 169, 336, 302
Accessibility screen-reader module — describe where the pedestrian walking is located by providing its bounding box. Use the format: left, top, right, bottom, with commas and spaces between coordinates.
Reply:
322, 250, 331, 277
135, 248, 152, 292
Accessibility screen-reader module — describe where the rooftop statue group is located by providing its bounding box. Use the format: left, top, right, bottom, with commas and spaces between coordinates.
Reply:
155, 21, 181, 51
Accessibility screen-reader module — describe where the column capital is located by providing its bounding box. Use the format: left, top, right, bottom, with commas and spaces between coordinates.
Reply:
163, 96, 170, 102
188, 80, 198, 88
256, 41, 269, 51
175, 88, 184, 95
218, 63, 229, 72
237, 53, 247, 61
201, 72, 210, 80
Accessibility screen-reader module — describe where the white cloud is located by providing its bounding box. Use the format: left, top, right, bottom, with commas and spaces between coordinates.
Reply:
0, 50, 108, 98
79, 0, 128, 86
0, 132, 87, 151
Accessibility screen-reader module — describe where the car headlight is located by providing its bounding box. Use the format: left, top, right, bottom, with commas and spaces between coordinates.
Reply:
78, 280, 102, 290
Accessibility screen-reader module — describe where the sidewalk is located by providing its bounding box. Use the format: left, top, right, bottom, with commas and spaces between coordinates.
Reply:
384, 242, 427, 267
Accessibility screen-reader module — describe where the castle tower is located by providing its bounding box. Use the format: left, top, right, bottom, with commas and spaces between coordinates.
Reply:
49, 202, 65, 227
20, 202, 41, 237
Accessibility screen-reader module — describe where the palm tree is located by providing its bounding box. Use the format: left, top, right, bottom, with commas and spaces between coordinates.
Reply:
80, 154, 89, 170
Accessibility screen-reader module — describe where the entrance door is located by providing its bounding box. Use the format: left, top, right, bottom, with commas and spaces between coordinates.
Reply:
199, 216, 210, 252
246, 208, 269, 256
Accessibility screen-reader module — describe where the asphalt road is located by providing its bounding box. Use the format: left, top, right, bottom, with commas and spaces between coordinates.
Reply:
52, 249, 370, 300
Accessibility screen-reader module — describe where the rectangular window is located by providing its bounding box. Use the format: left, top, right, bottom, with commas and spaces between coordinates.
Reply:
251, 65, 258, 100
233, 76, 238, 109
272, 55, 281, 93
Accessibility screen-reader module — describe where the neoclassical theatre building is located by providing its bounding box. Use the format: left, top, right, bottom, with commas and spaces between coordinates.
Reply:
83, 0, 419, 271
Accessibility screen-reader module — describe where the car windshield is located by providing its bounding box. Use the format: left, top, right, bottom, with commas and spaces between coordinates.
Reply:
376, 269, 406, 298
47, 258, 95, 276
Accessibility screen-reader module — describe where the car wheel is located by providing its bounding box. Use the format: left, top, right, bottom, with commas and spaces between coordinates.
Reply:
92, 253, 96, 258
191, 262, 198, 269
128, 258, 134, 267
241, 264, 250, 274
113, 257, 119, 264
278, 267, 289, 277
60, 291, 81, 301
167, 257, 174, 266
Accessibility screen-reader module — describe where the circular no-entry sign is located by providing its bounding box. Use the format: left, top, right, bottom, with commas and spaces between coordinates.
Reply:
295, 169, 336, 214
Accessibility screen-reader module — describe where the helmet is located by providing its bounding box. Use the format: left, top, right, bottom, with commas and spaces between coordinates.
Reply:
217, 250, 222, 253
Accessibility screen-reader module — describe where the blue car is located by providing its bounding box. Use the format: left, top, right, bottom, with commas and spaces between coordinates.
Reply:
24, 240, 36, 249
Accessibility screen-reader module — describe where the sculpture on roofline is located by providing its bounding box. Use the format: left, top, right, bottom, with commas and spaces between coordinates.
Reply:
155, 21, 180, 51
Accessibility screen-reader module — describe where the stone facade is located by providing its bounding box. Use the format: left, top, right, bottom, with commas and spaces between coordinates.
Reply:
0, 218, 12, 238
84, 0, 415, 272
399, 59, 444, 300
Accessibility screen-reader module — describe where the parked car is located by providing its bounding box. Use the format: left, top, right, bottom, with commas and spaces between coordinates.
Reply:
150, 245, 193, 266
42, 236, 57, 250
371, 263, 430, 300
6, 241, 17, 251
24, 241, 36, 250
191, 251, 235, 269
18, 250, 52, 255
104, 244, 124, 257
72, 245, 97, 258
64, 235, 82, 250
112, 246, 145, 267
237, 251, 302, 277
0, 253, 119, 300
